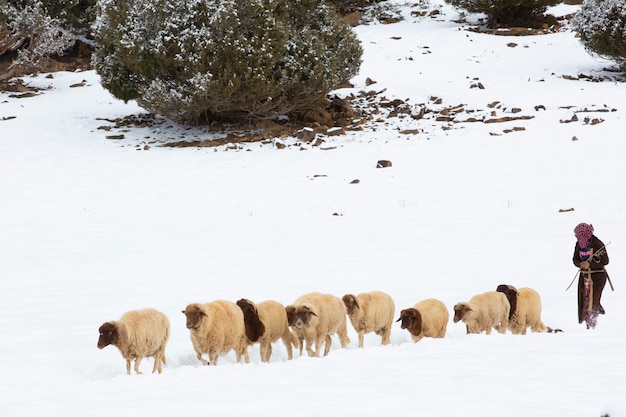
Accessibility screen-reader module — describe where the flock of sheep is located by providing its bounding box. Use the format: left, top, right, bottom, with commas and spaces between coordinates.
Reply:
97, 284, 559, 374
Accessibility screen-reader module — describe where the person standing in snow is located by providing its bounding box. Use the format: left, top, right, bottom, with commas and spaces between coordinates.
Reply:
572, 223, 610, 329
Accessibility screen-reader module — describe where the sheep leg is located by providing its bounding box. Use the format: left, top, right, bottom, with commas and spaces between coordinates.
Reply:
234, 345, 248, 364
322, 335, 332, 356
358, 332, 365, 349
125, 359, 132, 375
196, 351, 209, 366
239, 344, 250, 364
133, 357, 143, 375
297, 337, 304, 356
152, 353, 161, 374
260, 341, 271, 363
338, 324, 350, 348
153, 349, 166, 373
305, 337, 317, 357
380, 327, 391, 345
208, 351, 218, 366
281, 333, 294, 360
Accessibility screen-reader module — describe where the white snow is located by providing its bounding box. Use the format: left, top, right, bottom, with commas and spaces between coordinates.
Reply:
1, 2, 625, 417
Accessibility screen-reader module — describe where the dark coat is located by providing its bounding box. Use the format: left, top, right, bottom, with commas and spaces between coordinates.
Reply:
573, 235, 609, 323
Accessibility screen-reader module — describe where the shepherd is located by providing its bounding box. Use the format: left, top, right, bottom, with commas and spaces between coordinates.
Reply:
572, 223, 612, 329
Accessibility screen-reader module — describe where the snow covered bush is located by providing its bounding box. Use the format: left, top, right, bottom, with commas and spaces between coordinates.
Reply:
92, 0, 363, 123
0, 1, 74, 81
444, 0, 561, 28
573, 0, 626, 70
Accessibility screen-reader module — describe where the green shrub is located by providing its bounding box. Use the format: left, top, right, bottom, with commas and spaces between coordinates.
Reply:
444, 0, 561, 28
93, 0, 363, 124
573, 0, 626, 69
3, 0, 96, 33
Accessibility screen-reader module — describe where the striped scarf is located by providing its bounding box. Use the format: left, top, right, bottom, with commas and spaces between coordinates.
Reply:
574, 223, 594, 250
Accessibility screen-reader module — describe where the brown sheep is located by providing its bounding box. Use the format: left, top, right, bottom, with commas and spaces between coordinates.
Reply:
496, 284, 561, 334
285, 292, 350, 357
453, 291, 510, 335
396, 298, 449, 342
182, 300, 249, 366
342, 291, 395, 348
236, 298, 300, 362
97, 308, 170, 375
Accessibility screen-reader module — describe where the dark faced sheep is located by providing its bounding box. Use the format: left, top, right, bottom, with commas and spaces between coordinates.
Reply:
285, 292, 350, 357
182, 300, 249, 366
396, 298, 448, 342
342, 291, 395, 348
236, 298, 299, 362
97, 308, 170, 375
496, 284, 560, 334
453, 291, 510, 335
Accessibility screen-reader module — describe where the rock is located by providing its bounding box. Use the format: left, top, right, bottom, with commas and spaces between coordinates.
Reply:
327, 127, 346, 136
296, 127, 316, 142
376, 160, 392, 168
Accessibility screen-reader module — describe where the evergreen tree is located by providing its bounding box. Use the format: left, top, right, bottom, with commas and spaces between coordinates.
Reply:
444, 0, 561, 28
573, 0, 626, 70
92, 0, 363, 123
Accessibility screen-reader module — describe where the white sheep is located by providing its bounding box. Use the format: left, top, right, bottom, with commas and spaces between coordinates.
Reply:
496, 284, 560, 334
285, 292, 350, 357
453, 291, 510, 335
182, 300, 249, 366
97, 308, 170, 375
236, 298, 300, 362
342, 291, 395, 348
396, 298, 449, 342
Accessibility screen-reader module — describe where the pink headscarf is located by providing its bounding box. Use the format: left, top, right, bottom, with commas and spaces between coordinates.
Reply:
574, 223, 594, 248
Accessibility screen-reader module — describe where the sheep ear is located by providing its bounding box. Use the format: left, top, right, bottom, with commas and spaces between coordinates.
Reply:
342, 294, 358, 314
395, 316, 402, 322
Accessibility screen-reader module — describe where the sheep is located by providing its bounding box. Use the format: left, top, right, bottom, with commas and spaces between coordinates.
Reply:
396, 298, 449, 342
495, 284, 561, 334
342, 291, 395, 348
236, 298, 300, 362
182, 300, 249, 366
97, 308, 170, 375
453, 291, 510, 335
285, 292, 350, 357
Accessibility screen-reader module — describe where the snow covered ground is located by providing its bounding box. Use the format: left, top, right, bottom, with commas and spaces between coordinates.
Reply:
1, 1, 625, 416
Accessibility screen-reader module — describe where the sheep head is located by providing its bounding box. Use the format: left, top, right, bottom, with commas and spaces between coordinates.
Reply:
285, 304, 317, 329
236, 298, 265, 342
496, 284, 518, 320
453, 302, 472, 323
396, 308, 422, 336
342, 294, 360, 316
97, 322, 118, 349
182, 304, 206, 330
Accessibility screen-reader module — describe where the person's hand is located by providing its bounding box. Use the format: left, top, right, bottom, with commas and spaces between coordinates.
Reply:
581, 261, 590, 269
